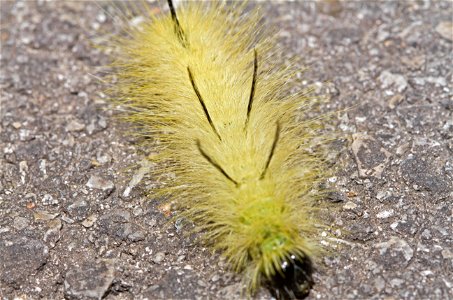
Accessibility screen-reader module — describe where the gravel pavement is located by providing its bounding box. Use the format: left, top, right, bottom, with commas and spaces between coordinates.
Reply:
1, 1, 452, 299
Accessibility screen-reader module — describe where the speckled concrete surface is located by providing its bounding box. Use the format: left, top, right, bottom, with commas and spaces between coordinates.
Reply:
1, 1, 452, 299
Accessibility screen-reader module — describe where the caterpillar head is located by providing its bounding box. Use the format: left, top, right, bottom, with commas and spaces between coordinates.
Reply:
267, 254, 314, 300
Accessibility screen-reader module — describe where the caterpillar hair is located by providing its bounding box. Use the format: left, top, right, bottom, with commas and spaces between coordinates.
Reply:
105, 0, 333, 298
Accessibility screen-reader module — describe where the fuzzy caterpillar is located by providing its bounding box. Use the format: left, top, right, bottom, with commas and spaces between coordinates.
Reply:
106, 1, 331, 298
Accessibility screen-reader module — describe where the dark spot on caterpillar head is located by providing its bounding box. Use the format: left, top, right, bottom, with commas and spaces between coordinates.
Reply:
267, 254, 314, 300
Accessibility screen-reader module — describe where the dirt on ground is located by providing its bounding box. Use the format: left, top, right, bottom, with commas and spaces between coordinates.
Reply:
1, 1, 452, 299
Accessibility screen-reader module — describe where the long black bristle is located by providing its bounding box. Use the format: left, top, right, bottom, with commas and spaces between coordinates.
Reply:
167, 0, 188, 47
197, 140, 239, 186
187, 67, 222, 141
260, 121, 280, 179
245, 49, 258, 127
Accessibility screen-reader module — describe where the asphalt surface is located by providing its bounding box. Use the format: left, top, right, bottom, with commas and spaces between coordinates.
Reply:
1, 1, 452, 299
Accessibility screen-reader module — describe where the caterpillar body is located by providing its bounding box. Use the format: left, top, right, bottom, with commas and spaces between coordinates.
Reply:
107, 1, 331, 298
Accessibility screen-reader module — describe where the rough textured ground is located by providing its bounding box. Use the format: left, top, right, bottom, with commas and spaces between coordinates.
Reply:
1, 1, 452, 299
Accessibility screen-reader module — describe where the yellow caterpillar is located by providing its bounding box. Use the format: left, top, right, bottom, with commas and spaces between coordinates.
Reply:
106, 1, 332, 298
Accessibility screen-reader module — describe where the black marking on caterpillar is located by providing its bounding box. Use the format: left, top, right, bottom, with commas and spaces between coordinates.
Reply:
196, 140, 239, 186
245, 48, 258, 127
167, 0, 188, 47
187, 66, 222, 140
267, 254, 314, 300
260, 121, 280, 179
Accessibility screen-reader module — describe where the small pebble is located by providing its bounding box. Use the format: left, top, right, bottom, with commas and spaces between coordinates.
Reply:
34, 211, 59, 221
86, 175, 114, 191
42, 194, 58, 206
81, 215, 97, 228
66, 120, 85, 132
343, 201, 357, 210
153, 252, 165, 264
376, 209, 394, 219
435, 21, 453, 41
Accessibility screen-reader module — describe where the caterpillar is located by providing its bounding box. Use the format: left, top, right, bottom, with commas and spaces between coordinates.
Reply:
104, 1, 332, 298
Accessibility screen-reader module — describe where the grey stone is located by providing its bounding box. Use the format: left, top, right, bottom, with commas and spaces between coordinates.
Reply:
123, 159, 152, 198
218, 282, 243, 299
96, 152, 111, 165
343, 201, 357, 210
67, 200, 90, 221
132, 206, 144, 216
351, 134, 391, 178
388, 93, 404, 109
14, 139, 47, 161
42, 194, 58, 206
98, 116, 108, 129
421, 229, 432, 240
153, 252, 165, 264
34, 210, 59, 221
435, 21, 453, 41
44, 219, 62, 248
86, 120, 97, 135
376, 209, 394, 219
12, 216, 30, 230
127, 226, 145, 242
348, 222, 375, 242
98, 209, 145, 242
86, 175, 114, 192
390, 220, 418, 236
390, 278, 404, 288
61, 214, 75, 224
0, 237, 49, 287
375, 237, 414, 267
373, 276, 386, 292
401, 156, 450, 193
379, 70, 408, 93
441, 249, 453, 259
66, 119, 86, 132
326, 191, 347, 203
64, 259, 115, 299
376, 190, 392, 201
82, 214, 98, 228
412, 76, 447, 87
